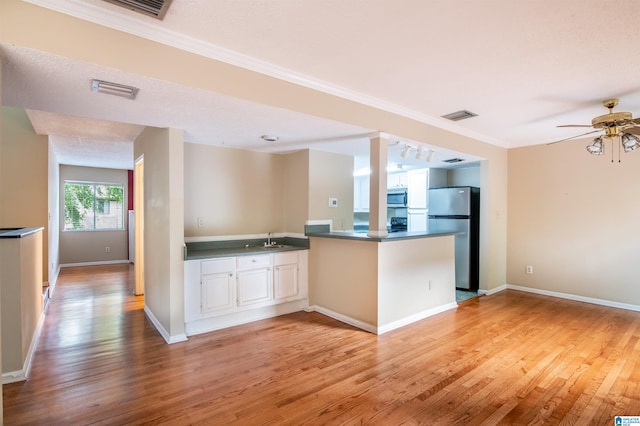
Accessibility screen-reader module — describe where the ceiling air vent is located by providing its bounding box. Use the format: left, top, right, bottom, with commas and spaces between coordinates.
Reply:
102, 0, 173, 19
442, 158, 465, 164
441, 110, 478, 121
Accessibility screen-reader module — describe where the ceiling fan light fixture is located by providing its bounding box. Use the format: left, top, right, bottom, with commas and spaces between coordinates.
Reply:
621, 133, 640, 153
586, 137, 604, 155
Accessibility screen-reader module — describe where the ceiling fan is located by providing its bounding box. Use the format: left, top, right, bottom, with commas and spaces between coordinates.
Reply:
549, 98, 640, 156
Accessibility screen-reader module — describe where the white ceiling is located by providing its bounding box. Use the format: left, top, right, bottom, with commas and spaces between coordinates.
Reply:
3, 0, 640, 170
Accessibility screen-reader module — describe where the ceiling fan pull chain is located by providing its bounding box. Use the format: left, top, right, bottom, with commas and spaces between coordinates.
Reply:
618, 136, 622, 163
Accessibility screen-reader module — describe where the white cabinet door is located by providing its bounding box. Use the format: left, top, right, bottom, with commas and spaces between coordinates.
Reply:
354, 176, 370, 212
408, 209, 428, 232
237, 267, 272, 307
201, 271, 235, 314
274, 263, 299, 301
387, 172, 408, 189
408, 169, 428, 208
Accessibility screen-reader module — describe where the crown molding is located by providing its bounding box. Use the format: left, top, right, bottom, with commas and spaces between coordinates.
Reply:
23, 0, 508, 148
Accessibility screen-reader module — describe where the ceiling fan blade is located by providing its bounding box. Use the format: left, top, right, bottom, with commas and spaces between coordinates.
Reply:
625, 127, 640, 135
547, 129, 602, 145
557, 124, 593, 128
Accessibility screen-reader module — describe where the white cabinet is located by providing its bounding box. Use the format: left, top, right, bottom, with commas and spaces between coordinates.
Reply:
354, 176, 370, 212
201, 258, 236, 315
408, 209, 428, 232
387, 172, 408, 189
184, 250, 309, 333
201, 271, 235, 314
274, 252, 299, 301
237, 255, 272, 307
408, 169, 428, 208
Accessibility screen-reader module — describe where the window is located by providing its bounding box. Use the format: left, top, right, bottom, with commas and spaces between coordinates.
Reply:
64, 181, 125, 231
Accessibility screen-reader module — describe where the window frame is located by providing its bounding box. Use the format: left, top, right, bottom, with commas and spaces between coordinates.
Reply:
63, 180, 125, 232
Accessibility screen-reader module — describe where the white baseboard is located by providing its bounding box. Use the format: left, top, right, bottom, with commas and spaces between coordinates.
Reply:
309, 302, 459, 335
308, 305, 377, 334
503, 284, 640, 312
2, 307, 46, 384
60, 260, 130, 268
377, 302, 459, 334
144, 305, 188, 344
478, 284, 507, 296
185, 299, 308, 336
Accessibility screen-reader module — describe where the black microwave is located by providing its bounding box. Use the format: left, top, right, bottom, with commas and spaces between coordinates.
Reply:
387, 191, 407, 207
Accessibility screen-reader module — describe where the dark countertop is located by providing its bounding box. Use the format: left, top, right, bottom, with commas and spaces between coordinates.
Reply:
184, 236, 309, 260
0, 227, 45, 239
306, 230, 460, 242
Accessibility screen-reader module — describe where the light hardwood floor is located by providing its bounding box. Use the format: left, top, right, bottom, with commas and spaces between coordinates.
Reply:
4, 264, 640, 425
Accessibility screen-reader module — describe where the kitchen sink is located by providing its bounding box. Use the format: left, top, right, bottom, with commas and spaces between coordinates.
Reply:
263, 244, 289, 249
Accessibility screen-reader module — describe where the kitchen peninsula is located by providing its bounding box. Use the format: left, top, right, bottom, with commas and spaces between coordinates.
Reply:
306, 229, 459, 334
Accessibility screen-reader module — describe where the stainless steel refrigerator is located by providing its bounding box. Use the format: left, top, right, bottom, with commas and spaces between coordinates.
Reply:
428, 186, 480, 290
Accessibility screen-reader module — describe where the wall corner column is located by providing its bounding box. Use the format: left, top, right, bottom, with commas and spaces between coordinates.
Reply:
368, 132, 389, 238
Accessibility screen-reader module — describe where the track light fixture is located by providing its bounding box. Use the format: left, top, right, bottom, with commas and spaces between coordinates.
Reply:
397, 142, 435, 163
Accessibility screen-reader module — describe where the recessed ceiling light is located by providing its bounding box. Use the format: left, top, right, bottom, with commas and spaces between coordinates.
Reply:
261, 135, 279, 142
91, 79, 139, 100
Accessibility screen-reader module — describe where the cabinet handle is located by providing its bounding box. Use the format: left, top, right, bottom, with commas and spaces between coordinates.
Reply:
229, 273, 233, 277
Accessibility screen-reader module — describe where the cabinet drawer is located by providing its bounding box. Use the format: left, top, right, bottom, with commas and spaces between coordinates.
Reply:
237, 254, 271, 269
201, 258, 235, 275
274, 251, 298, 266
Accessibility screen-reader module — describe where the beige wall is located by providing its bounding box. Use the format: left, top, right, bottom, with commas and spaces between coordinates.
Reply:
1, 0, 509, 293
0, 231, 42, 374
0, 54, 4, 420
309, 237, 379, 325
134, 126, 185, 341
378, 236, 455, 326
0, 107, 48, 284
183, 143, 286, 237
308, 150, 354, 231
507, 140, 640, 305
58, 165, 128, 265
283, 150, 309, 234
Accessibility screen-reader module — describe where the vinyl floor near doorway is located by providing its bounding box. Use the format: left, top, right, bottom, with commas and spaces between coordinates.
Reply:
4, 265, 640, 425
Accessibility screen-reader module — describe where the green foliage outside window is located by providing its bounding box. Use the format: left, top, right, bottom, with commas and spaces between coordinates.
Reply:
64, 182, 124, 231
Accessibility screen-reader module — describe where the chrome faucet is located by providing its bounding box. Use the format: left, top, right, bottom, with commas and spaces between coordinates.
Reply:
265, 232, 272, 247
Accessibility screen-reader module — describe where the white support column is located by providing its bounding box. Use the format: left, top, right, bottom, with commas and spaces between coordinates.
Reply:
368, 132, 389, 238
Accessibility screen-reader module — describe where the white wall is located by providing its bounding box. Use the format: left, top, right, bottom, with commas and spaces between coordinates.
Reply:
47, 141, 60, 291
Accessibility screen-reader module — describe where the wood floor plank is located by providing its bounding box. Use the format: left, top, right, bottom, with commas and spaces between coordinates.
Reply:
4, 264, 640, 424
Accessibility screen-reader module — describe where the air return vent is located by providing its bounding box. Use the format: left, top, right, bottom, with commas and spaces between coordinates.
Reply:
442, 158, 465, 164
102, 0, 173, 19
441, 110, 478, 121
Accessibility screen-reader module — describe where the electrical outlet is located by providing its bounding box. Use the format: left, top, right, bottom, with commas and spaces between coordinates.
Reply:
105, 246, 111, 253
197, 217, 205, 227
328, 198, 338, 208
525, 265, 533, 274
